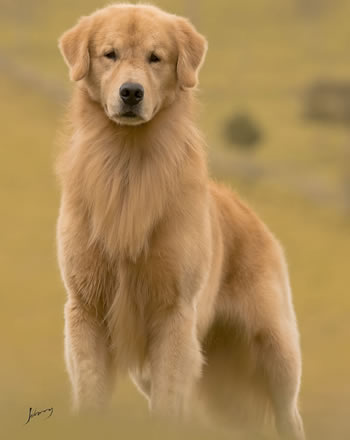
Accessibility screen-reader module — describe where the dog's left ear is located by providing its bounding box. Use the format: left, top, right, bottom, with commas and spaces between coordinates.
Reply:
176, 18, 208, 89
58, 16, 91, 82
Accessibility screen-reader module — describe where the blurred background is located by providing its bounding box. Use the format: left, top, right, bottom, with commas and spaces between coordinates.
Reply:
1, 0, 349, 439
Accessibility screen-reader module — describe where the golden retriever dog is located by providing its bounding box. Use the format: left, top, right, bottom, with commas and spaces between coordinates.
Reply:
56, 4, 305, 439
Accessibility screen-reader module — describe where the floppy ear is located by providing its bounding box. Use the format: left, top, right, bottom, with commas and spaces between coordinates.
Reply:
58, 17, 91, 82
176, 18, 208, 89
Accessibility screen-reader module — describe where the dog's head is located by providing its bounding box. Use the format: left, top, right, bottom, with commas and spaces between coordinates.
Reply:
59, 4, 207, 126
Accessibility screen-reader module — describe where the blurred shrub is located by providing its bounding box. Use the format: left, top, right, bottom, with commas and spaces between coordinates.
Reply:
295, 0, 329, 19
303, 79, 350, 125
223, 112, 262, 151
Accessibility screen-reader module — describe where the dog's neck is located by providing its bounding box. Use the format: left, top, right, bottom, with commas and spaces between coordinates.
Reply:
60, 87, 207, 261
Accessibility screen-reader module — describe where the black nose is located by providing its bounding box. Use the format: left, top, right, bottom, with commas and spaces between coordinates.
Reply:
119, 82, 144, 106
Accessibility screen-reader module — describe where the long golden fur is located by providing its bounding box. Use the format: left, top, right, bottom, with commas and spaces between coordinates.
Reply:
56, 4, 305, 439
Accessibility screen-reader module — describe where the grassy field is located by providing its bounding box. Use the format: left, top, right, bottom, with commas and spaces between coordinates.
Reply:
1, 1, 350, 439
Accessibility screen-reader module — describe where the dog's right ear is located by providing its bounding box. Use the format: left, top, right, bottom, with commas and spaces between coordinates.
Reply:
58, 16, 91, 82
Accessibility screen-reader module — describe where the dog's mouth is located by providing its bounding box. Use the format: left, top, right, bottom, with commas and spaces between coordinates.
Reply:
107, 110, 145, 126
121, 111, 138, 118
114, 111, 146, 126
104, 103, 149, 126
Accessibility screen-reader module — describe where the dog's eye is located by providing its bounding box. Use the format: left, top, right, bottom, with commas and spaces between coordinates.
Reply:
104, 50, 117, 61
149, 53, 161, 63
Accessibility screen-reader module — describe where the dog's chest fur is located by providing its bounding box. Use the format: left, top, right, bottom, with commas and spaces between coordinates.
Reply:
68, 120, 198, 263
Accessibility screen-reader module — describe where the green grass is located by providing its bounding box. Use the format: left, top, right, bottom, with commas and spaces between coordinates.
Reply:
1, 1, 350, 438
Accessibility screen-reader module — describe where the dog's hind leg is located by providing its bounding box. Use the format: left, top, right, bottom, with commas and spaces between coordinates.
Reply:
254, 321, 305, 440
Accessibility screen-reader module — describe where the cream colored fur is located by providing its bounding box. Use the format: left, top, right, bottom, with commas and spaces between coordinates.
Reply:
56, 4, 305, 439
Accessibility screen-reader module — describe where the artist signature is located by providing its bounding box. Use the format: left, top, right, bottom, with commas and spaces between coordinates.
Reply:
24, 407, 54, 425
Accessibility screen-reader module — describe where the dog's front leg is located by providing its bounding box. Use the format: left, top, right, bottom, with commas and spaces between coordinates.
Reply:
64, 299, 115, 412
149, 300, 203, 418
